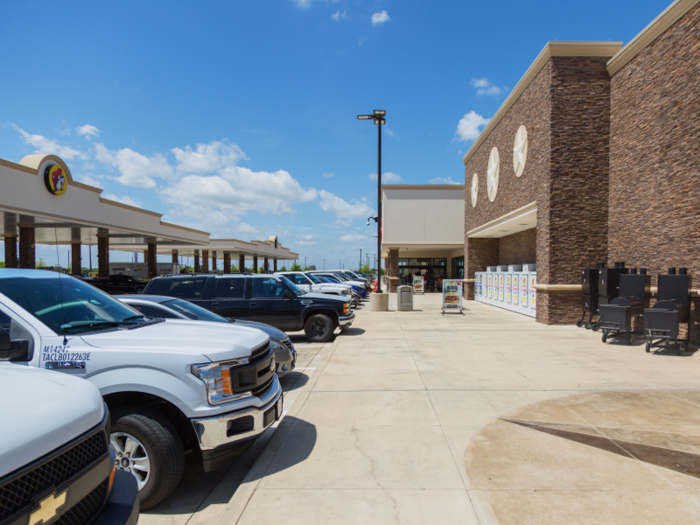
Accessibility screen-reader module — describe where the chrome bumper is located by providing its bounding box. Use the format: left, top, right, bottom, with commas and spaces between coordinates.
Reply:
338, 312, 355, 327
191, 379, 283, 450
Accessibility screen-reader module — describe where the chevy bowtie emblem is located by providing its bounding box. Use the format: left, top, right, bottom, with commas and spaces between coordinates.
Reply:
29, 490, 67, 525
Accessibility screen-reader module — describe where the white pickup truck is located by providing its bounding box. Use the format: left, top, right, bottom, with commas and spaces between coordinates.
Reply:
0, 364, 139, 525
0, 269, 283, 510
274, 271, 358, 306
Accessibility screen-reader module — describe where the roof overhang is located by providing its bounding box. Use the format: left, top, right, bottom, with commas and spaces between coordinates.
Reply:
467, 202, 537, 239
111, 237, 299, 260
607, 0, 699, 75
461, 41, 622, 166
0, 155, 209, 246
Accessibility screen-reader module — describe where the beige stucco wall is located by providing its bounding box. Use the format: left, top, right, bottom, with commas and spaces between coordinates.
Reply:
382, 186, 465, 246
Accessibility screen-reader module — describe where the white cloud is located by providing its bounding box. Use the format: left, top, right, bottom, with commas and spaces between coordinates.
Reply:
368, 171, 402, 183
371, 10, 390, 25
95, 143, 173, 188
322, 172, 334, 178
470, 78, 504, 96
384, 126, 396, 138
12, 124, 86, 160
298, 234, 317, 246
429, 176, 459, 185
172, 140, 245, 173
293, 0, 338, 8
234, 222, 260, 236
102, 193, 143, 208
331, 10, 347, 21
455, 111, 490, 143
75, 174, 104, 188
318, 190, 374, 226
339, 234, 368, 242
76, 124, 100, 139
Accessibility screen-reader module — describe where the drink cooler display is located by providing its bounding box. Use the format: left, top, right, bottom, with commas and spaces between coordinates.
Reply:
475, 265, 536, 318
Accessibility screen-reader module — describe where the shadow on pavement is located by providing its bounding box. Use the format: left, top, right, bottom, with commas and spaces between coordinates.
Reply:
280, 371, 310, 391
340, 327, 366, 336
145, 416, 317, 515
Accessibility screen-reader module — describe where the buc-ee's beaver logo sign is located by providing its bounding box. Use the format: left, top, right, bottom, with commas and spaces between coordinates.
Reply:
44, 165, 67, 195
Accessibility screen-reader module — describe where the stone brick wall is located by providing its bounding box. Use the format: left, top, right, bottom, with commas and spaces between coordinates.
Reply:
465, 238, 499, 299
609, 3, 700, 343
388, 249, 399, 292
464, 55, 613, 325
499, 229, 536, 266
464, 62, 551, 234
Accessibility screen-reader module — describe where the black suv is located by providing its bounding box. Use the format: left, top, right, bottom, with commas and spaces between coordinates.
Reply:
143, 274, 354, 342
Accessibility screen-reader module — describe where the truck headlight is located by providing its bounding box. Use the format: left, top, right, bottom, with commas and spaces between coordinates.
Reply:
192, 359, 248, 405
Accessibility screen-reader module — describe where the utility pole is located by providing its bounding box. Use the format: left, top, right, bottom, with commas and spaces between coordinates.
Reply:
359, 248, 362, 271
304, 256, 307, 269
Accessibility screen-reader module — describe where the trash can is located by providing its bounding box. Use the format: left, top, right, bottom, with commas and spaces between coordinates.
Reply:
397, 285, 413, 311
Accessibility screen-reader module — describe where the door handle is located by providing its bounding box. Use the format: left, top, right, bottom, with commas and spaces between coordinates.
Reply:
211, 303, 218, 309
250, 303, 257, 307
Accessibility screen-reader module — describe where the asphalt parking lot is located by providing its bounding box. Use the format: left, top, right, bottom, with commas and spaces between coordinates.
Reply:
139, 295, 700, 525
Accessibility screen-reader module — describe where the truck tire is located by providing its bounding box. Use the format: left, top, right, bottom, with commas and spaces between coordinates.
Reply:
111, 406, 184, 511
304, 313, 334, 342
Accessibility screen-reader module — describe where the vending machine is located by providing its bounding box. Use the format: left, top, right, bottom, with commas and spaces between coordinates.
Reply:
512, 272, 520, 306
488, 272, 493, 301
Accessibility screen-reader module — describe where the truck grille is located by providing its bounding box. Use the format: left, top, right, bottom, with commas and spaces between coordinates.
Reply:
251, 375, 274, 397
249, 342, 271, 365
280, 338, 293, 352
55, 479, 109, 525
0, 432, 108, 521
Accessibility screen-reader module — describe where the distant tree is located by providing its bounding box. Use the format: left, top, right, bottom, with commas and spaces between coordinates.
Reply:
0, 262, 5, 268
36, 258, 46, 268
360, 264, 372, 275
279, 265, 287, 272
290, 262, 302, 271
303, 266, 311, 271
231, 265, 239, 273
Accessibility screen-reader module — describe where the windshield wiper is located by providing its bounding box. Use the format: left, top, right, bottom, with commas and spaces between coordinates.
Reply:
60, 317, 146, 333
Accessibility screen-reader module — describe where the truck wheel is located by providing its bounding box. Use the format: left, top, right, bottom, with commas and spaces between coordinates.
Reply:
111, 406, 184, 511
304, 314, 334, 342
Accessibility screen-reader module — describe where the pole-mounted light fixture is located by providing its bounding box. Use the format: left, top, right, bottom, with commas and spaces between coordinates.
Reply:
357, 110, 386, 293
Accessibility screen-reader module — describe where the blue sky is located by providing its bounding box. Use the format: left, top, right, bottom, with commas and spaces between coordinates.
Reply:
0, 0, 671, 269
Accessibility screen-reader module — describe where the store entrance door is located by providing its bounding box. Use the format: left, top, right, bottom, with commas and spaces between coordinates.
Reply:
398, 258, 447, 292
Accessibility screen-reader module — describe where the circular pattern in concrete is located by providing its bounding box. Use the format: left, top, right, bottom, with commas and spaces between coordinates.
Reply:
487, 147, 499, 202
464, 390, 700, 524
513, 125, 528, 178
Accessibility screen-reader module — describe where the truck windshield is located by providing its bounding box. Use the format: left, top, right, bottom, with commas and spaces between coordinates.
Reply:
305, 273, 322, 284
0, 276, 148, 335
278, 275, 305, 295
163, 299, 228, 323
332, 274, 350, 282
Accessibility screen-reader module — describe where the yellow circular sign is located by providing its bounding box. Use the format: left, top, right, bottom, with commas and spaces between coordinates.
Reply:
44, 165, 68, 195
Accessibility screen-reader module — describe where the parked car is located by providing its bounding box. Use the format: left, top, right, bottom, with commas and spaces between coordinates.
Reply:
0, 363, 139, 525
142, 273, 354, 342
0, 269, 283, 510
118, 295, 296, 376
80, 274, 147, 295
274, 271, 359, 306
311, 272, 368, 299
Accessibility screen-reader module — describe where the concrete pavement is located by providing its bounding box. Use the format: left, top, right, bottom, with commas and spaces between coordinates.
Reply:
142, 295, 700, 524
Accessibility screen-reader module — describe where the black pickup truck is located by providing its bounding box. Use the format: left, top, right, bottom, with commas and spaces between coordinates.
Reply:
81, 274, 147, 295
142, 273, 354, 342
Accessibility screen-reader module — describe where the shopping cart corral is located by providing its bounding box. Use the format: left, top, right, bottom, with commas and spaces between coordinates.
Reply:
644, 268, 692, 355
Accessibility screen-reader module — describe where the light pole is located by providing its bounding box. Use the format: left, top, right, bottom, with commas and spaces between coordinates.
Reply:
359, 248, 362, 271
358, 109, 385, 293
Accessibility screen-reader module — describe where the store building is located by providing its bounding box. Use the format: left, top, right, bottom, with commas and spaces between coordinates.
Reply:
462, 0, 700, 342
381, 184, 465, 292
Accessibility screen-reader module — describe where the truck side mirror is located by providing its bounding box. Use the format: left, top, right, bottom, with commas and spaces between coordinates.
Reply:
0, 326, 29, 361
284, 292, 294, 300
0, 327, 10, 351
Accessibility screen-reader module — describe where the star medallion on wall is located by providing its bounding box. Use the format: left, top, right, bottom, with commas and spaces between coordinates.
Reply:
471, 173, 478, 208
513, 125, 528, 178
487, 147, 499, 202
